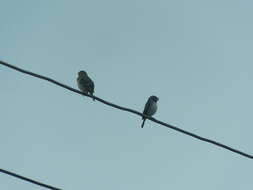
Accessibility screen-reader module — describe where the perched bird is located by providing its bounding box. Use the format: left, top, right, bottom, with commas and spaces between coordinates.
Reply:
77, 70, 95, 101
141, 95, 159, 128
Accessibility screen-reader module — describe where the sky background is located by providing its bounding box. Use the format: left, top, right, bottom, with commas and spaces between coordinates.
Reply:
1, 0, 253, 189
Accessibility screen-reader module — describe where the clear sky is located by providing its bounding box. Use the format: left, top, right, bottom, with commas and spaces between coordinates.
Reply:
1, 1, 253, 189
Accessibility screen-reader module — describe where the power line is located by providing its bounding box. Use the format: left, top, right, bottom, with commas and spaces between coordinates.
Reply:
0, 168, 62, 190
1, 60, 253, 161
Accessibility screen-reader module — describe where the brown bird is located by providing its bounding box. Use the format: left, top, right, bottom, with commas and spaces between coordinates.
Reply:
77, 70, 95, 101
141, 96, 159, 128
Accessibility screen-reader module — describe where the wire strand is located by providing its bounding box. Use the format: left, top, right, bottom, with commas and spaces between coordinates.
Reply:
1, 60, 253, 161
0, 168, 62, 190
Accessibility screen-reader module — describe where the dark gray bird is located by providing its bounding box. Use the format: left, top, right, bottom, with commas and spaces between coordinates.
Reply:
77, 70, 95, 101
141, 96, 159, 128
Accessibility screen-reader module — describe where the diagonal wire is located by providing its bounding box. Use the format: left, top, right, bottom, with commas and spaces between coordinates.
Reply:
1, 60, 253, 161
0, 168, 62, 190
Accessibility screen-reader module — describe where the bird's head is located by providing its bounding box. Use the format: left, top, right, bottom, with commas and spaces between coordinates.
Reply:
78, 70, 88, 76
150, 95, 159, 102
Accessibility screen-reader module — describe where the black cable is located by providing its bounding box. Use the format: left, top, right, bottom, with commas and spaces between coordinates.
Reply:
0, 168, 62, 190
1, 60, 252, 160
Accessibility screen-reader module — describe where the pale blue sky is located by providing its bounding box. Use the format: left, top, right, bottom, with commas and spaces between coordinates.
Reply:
1, 1, 253, 189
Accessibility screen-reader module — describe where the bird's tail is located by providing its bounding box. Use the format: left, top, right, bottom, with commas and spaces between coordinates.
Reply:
141, 119, 146, 128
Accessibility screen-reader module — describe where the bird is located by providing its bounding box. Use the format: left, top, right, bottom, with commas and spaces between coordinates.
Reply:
141, 95, 159, 128
77, 70, 95, 101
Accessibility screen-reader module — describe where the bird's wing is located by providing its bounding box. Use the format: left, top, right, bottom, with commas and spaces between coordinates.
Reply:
86, 77, 95, 93
142, 99, 152, 119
